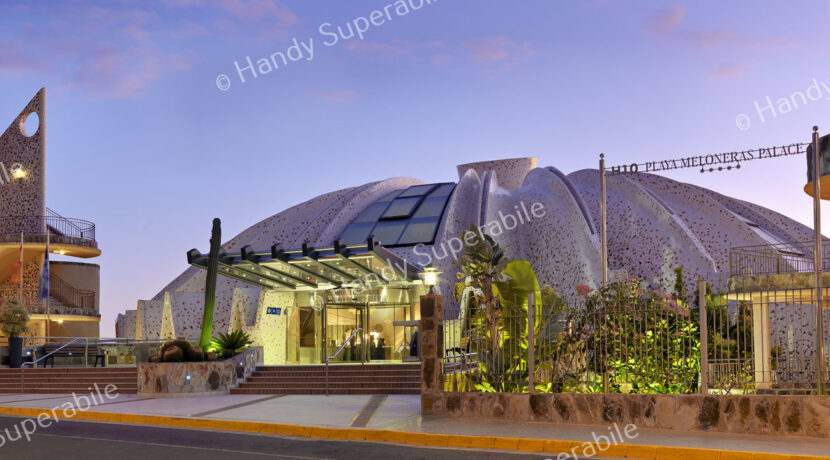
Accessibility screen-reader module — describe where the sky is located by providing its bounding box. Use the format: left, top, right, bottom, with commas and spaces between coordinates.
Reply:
2, 0, 830, 336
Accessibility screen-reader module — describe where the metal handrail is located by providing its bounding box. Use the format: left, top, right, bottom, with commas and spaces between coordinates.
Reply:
325, 327, 363, 396
50, 273, 96, 310
20, 337, 84, 393
0, 214, 97, 247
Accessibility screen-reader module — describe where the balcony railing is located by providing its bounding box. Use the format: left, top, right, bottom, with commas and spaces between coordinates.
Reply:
0, 209, 96, 248
50, 273, 96, 310
0, 286, 98, 317
728, 241, 830, 277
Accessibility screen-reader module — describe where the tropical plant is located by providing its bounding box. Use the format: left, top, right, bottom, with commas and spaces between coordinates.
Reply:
454, 225, 509, 373
200, 218, 222, 350
0, 298, 30, 338
212, 330, 253, 357
559, 273, 701, 394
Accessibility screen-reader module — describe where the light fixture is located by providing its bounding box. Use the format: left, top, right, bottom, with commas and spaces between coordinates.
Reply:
56, 319, 64, 324
422, 266, 441, 294
58, 250, 66, 255
11, 167, 27, 179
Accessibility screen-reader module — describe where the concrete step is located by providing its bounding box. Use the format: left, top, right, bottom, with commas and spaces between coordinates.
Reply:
230, 387, 419, 395
238, 381, 419, 389
245, 376, 417, 383
250, 370, 420, 378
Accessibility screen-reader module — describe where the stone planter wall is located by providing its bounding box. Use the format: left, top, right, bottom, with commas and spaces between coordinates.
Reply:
423, 392, 830, 438
138, 346, 262, 396
419, 293, 830, 439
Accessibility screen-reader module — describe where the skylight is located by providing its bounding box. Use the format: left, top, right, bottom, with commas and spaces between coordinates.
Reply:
338, 183, 456, 247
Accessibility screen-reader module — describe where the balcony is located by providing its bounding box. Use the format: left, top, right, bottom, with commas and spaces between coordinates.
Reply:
727, 241, 830, 300
0, 208, 99, 257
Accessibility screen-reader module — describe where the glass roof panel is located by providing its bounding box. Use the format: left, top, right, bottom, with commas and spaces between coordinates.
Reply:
428, 183, 455, 198
339, 222, 375, 246
398, 184, 437, 198
337, 182, 456, 248
412, 197, 447, 219
381, 197, 421, 219
371, 220, 407, 246
397, 218, 440, 246
353, 202, 390, 223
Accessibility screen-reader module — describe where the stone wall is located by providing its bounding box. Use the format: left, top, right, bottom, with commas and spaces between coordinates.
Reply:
137, 346, 261, 396
419, 293, 830, 439
424, 392, 830, 438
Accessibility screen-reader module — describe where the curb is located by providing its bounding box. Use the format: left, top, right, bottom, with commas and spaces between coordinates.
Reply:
0, 406, 825, 460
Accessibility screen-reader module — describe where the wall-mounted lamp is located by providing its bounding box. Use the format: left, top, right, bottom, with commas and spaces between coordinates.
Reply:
11, 166, 27, 180
422, 267, 441, 295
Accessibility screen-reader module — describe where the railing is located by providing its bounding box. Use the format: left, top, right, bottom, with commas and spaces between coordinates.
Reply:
20, 337, 84, 393
0, 213, 97, 248
441, 275, 830, 395
729, 241, 830, 277
325, 328, 363, 396
0, 287, 97, 317
50, 273, 96, 310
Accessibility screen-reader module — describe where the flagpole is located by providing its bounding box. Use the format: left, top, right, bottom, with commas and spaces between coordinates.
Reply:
45, 231, 50, 339
18, 231, 23, 303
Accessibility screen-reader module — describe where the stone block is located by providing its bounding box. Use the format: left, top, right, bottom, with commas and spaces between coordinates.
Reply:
529, 394, 551, 421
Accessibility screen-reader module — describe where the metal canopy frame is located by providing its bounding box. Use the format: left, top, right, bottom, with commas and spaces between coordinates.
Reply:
187, 237, 422, 291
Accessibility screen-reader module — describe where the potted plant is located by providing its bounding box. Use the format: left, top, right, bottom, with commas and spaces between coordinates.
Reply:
0, 299, 30, 368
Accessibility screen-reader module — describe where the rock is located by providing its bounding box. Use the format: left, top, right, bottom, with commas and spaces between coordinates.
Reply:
162, 346, 184, 362
186, 345, 205, 362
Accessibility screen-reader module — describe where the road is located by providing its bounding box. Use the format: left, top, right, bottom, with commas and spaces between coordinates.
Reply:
0, 415, 555, 460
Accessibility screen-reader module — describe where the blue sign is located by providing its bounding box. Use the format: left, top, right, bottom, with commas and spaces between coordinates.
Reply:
266, 307, 282, 315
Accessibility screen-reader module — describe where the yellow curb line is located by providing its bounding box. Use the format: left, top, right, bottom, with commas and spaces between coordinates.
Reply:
0, 406, 826, 460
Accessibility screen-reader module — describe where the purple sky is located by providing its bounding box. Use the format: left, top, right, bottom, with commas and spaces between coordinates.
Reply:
2, 0, 830, 336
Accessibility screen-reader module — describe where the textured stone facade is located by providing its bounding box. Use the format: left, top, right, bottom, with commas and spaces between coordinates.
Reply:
137, 346, 262, 396
120, 157, 823, 367
425, 391, 830, 438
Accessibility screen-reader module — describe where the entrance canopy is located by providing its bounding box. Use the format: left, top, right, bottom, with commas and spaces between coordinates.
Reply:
187, 237, 422, 291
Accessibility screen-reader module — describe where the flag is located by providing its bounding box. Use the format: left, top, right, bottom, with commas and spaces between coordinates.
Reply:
9, 240, 22, 285
39, 243, 49, 300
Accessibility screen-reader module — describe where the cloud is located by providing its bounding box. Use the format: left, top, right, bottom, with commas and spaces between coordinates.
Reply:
306, 88, 358, 103
60, 46, 192, 99
706, 63, 749, 81
344, 39, 444, 59
0, 1, 302, 98
466, 37, 535, 70
643, 5, 686, 36
215, 0, 297, 26
642, 5, 733, 48
642, 4, 794, 51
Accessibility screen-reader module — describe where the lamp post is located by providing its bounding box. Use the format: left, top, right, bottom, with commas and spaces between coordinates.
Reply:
806, 126, 826, 395
811, 127, 825, 395
422, 267, 441, 295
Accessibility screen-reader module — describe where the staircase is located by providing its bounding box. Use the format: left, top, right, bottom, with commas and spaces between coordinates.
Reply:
231, 364, 421, 395
0, 368, 137, 394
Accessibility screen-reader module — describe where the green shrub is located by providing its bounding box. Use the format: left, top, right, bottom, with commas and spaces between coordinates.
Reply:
212, 330, 253, 356
0, 299, 30, 337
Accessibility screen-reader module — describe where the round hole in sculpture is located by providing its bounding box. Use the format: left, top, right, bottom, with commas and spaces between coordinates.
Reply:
22, 112, 39, 137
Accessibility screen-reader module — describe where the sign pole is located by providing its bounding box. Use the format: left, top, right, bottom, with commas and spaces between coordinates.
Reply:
600, 154, 608, 287
812, 126, 825, 395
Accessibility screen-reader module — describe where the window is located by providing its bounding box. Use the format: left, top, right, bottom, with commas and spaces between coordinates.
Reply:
338, 183, 456, 247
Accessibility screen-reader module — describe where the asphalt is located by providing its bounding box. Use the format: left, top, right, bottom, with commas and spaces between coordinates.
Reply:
0, 415, 551, 460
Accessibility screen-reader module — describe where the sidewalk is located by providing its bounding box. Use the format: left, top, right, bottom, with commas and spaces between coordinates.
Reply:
0, 393, 826, 459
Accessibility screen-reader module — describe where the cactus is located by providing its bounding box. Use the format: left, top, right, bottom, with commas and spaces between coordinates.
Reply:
200, 218, 221, 350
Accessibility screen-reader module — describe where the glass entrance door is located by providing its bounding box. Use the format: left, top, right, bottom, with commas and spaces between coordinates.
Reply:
324, 304, 365, 363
